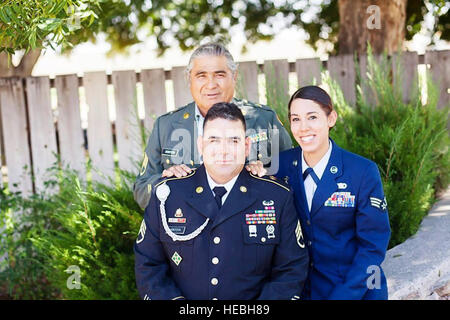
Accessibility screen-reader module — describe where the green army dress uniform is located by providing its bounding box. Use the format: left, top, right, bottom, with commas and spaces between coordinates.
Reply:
133, 98, 293, 209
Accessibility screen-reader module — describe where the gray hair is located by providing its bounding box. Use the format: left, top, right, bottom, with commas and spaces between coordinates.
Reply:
185, 42, 238, 80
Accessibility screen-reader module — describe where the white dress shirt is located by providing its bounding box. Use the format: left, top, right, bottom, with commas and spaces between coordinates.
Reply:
205, 169, 239, 206
302, 140, 333, 211
195, 104, 205, 137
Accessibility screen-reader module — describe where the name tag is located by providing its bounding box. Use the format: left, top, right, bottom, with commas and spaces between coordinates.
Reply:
162, 148, 178, 156
169, 226, 186, 235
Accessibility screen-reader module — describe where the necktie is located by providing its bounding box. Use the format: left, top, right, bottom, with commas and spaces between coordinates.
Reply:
213, 186, 227, 209
303, 167, 320, 185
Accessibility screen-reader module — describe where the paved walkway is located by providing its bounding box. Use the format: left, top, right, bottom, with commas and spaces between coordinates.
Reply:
382, 187, 450, 300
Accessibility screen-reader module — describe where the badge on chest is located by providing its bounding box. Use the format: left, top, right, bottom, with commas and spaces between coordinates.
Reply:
324, 192, 355, 207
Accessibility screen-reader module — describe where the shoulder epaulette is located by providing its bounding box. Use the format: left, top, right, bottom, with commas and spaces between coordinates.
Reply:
159, 102, 193, 118
249, 173, 290, 192
154, 168, 197, 188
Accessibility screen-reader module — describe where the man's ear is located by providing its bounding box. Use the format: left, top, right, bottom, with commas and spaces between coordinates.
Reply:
233, 69, 238, 83
245, 136, 251, 158
197, 135, 203, 157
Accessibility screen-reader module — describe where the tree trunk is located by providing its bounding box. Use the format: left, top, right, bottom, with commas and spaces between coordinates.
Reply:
337, 0, 407, 55
0, 49, 42, 77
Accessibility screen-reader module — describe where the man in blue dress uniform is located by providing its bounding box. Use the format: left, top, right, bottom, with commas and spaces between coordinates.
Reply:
134, 102, 308, 300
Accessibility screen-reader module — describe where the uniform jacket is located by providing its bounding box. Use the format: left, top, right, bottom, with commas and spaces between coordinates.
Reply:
133, 98, 293, 209
276, 139, 391, 300
134, 165, 309, 300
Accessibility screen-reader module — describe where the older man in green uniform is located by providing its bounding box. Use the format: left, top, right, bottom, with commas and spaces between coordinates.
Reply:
134, 42, 292, 209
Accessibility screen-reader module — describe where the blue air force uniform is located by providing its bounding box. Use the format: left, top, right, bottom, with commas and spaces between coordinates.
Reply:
276, 139, 391, 300
134, 165, 309, 300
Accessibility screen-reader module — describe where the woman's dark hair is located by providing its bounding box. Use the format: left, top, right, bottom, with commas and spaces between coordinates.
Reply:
288, 85, 334, 116
203, 102, 246, 131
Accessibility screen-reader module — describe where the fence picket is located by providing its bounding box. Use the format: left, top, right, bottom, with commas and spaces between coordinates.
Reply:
296, 58, 322, 87
237, 61, 259, 103
0, 78, 33, 196
425, 50, 450, 109
328, 54, 356, 105
112, 70, 141, 174
84, 71, 115, 184
25, 76, 58, 194
264, 59, 289, 106
141, 68, 167, 136
171, 66, 192, 108
55, 74, 86, 178
392, 51, 419, 103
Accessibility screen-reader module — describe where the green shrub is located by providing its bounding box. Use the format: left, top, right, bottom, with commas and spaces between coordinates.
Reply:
0, 167, 143, 299
0, 186, 60, 299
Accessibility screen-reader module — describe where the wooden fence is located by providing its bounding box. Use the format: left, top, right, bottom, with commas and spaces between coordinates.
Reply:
0, 50, 448, 196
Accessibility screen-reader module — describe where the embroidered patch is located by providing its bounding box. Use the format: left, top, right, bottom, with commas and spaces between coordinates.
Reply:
370, 196, 387, 211
171, 251, 182, 266
295, 220, 305, 248
136, 219, 146, 244
324, 192, 355, 207
140, 153, 148, 176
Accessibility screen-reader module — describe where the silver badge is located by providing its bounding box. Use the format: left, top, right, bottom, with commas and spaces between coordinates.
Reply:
262, 200, 274, 206
266, 225, 275, 239
249, 225, 257, 237
330, 166, 338, 174
292, 160, 298, 167
337, 182, 347, 189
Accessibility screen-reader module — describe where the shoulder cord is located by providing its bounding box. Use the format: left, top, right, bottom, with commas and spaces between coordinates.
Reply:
157, 183, 209, 242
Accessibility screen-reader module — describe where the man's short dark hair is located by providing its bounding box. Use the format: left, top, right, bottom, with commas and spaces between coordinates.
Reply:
203, 102, 246, 131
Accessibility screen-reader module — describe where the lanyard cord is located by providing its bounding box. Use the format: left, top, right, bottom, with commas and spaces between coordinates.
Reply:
156, 183, 209, 242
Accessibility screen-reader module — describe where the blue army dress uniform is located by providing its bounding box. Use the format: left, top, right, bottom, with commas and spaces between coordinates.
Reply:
133, 98, 293, 209
134, 165, 309, 300
276, 139, 391, 300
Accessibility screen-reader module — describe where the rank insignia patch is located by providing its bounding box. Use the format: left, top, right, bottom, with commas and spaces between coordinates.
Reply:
171, 251, 182, 266
136, 219, 146, 244
324, 192, 355, 207
370, 196, 387, 211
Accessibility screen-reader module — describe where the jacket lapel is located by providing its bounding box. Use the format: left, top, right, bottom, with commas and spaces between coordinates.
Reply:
211, 169, 257, 229
310, 140, 343, 216
289, 148, 310, 217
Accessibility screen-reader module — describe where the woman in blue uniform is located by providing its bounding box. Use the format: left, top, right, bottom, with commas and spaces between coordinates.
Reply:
276, 85, 391, 300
